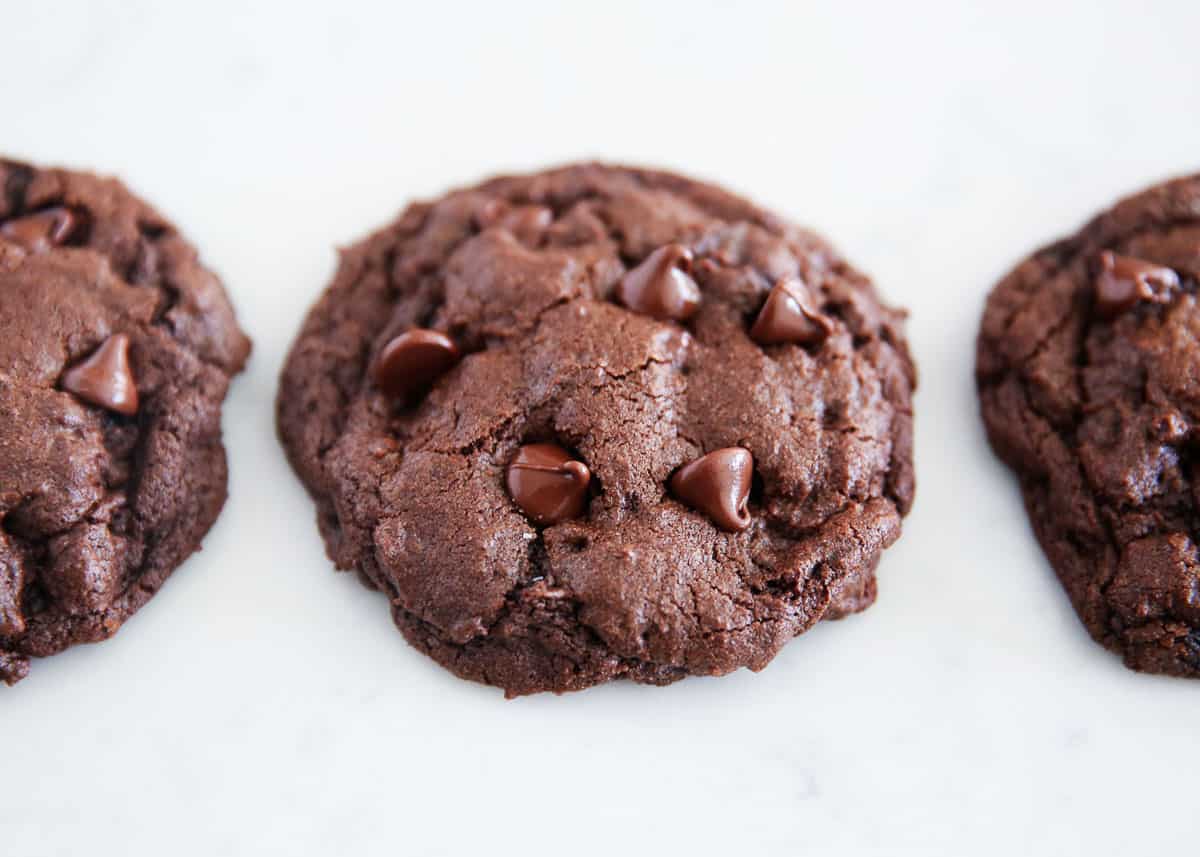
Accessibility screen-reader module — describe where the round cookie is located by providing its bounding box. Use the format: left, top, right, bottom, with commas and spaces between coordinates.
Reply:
978, 174, 1200, 678
279, 163, 915, 696
0, 159, 250, 685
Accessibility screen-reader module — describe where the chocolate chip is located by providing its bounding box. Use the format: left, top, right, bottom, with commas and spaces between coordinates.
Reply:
506, 443, 592, 525
1093, 251, 1180, 319
750, 277, 832, 345
0, 207, 80, 253
475, 202, 554, 246
60, 333, 139, 416
615, 244, 701, 322
372, 329, 461, 403
501, 206, 553, 246
669, 447, 754, 532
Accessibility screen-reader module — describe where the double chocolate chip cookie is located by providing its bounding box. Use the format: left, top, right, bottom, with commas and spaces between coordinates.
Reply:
279, 163, 915, 696
0, 160, 250, 685
978, 174, 1200, 678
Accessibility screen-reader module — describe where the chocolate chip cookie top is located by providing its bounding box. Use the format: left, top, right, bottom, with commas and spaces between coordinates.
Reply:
278, 163, 915, 696
0, 159, 250, 685
978, 174, 1200, 678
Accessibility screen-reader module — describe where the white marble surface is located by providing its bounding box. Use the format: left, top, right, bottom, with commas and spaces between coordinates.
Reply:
3, 1, 1198, 854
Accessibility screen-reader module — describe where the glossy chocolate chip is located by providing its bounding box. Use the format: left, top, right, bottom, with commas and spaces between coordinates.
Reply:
60, 333, 139, 415
750, 277, 833, 345
501, 205, 553, 245
475, 202, 553, 246
615, 244, 701, 322
1093, 251, 1179, 319
506, 443, 592, 525
669, 447, 753, 532
372, 329, 461, 403
0, 207, 80, 253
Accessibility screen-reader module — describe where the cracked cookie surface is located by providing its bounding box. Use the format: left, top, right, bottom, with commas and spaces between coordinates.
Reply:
978, 174, 1200, 678
278, 163, 915, 696
0, 159, 250, 685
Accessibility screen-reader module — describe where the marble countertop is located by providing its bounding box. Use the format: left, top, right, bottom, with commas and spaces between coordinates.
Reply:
3, 1, 1197, 854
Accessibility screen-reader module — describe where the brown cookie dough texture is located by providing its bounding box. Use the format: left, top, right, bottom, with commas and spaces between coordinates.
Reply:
978, 174, 1200, 678
278, 163, 915, 696
0, 159, 250, 685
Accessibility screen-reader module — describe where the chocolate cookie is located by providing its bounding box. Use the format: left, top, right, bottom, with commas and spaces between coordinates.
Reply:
978, 174, 1200, 678
278, 163, 915, 696
0, 159, 250, 685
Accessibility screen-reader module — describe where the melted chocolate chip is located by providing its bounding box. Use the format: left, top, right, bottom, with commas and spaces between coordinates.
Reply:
506, 443, 592, 525
669, 447, 754, 532
501, 205, 553, 246
0, 207, 80, 253
615, 244, 701, 322
372, 329, 461, 403
1093, 251, 1180, 319
750, 277, 833, 345
60, 333, 139, 416
475, 201, 554, 246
